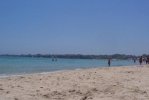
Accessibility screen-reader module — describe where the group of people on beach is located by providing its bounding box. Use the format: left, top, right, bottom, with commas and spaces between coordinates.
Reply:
108, 56, 149, 67
137, 56, 149, 65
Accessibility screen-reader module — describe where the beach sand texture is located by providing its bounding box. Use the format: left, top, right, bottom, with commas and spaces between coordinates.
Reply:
0, 65, 149, 100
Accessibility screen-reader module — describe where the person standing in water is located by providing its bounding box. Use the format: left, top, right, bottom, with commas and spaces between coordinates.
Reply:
133, 57, 136, 63
139, 56, 143, 65
108, 58, 111, 67
147, 56, 149, 64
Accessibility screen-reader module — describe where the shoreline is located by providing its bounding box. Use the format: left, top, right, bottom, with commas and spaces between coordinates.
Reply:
0, 65, 149, 100
0, 64, 139, 78
0, 69, 76, 79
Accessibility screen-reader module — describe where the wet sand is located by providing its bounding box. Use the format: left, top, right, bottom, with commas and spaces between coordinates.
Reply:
0, 65, 149, 100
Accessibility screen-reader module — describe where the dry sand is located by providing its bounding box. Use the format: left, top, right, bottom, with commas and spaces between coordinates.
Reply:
0, 65, 149, 100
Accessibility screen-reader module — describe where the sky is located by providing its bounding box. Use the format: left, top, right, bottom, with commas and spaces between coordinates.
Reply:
0, 0, 149, 55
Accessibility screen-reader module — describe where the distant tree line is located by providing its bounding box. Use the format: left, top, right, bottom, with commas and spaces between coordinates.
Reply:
1, 54, 148, 60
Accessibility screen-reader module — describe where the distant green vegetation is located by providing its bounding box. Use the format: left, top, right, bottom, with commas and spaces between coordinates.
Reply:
0, 54, 146, 60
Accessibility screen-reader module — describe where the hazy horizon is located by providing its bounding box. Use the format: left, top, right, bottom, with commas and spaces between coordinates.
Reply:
0, 0, 149, 55
0, 52, 147, 56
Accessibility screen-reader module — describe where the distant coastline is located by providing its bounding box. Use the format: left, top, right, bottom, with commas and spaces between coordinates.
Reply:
0, 54, 148, 60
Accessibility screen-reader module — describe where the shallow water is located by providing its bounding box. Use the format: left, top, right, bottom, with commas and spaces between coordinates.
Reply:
0, 56, 138, 75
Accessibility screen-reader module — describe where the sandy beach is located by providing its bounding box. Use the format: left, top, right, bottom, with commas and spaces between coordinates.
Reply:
0, 65, 149, 100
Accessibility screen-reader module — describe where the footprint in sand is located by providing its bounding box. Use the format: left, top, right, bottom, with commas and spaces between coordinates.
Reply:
6, 91, 10, 94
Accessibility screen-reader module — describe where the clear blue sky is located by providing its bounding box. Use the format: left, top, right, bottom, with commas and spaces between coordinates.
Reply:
0, 0, 149, 55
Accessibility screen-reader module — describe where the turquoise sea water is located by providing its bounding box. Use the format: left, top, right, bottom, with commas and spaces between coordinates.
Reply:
0, 56, 138, 75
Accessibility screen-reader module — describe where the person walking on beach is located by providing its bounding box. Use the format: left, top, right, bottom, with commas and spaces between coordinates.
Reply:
108, 58, 111, 67
145, 57, 148, 64
139, 56, 143, 65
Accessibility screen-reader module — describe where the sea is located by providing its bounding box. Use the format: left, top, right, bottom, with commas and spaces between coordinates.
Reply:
0, 56, 138, 76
